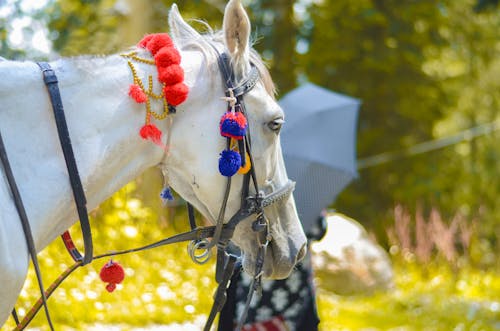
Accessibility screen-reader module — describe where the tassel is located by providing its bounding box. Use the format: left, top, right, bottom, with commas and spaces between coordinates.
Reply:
220, 112, 247, 140
219, 149, 242, 177
99, 260, 125, 293
129, 84, 147, 103
139, 124, 163, 146
160, 186, 174, 202
238, 152, 251, 174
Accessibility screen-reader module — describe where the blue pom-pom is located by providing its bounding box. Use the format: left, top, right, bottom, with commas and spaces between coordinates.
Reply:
220, 112, 247, 140
160, 187, 174, 202
218, 149, 242, 177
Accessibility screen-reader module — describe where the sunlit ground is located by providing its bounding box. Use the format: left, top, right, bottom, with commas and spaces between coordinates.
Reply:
317, 264, 500, 331
4, 182, 500, 330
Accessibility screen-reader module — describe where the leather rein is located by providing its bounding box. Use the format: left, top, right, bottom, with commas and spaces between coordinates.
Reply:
1, 53, 294, 331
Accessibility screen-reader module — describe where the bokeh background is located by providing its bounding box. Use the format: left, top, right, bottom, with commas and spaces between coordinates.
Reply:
1, 0, 499, 330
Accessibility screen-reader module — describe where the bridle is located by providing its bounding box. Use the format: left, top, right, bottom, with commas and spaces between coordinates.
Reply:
1, 51, 295, 331
198, 49, 296, 330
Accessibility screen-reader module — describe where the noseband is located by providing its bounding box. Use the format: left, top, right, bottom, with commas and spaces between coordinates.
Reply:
2, 51, 295, 331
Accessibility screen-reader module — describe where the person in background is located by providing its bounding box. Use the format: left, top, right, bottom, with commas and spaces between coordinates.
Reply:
217, 209, 327, 331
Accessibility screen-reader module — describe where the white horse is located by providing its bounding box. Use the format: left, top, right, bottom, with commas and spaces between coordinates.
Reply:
0, 1, 307, 326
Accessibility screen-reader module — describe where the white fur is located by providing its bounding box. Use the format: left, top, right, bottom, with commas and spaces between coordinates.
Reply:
0, 1, 306, 326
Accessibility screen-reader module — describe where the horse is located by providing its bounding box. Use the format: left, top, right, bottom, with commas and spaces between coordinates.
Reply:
0, 1, 307, 327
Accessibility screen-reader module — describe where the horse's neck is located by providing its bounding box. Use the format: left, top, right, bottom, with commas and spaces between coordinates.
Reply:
0, 55, 164, 250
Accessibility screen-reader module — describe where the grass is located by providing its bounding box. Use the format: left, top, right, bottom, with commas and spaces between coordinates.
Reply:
317, 263, 500, 331
4, 183, 500, 330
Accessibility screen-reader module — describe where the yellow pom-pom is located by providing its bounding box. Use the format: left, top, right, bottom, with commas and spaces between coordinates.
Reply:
238, 152, 251, 174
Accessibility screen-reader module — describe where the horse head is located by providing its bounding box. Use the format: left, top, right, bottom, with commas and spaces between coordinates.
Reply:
163, 1, 307, 279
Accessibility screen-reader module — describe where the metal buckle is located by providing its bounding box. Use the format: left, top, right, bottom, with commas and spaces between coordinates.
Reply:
188, 239, 212, 264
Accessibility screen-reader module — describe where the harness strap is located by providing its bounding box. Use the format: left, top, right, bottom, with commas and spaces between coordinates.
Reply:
204, 254, 238, 331
187, 202, 197, 230
0, 132, 55, 331
36, 62, 93, 265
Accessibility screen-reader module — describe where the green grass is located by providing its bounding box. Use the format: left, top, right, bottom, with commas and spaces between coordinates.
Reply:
317, 263, 500, 331
4, 184, 500, 330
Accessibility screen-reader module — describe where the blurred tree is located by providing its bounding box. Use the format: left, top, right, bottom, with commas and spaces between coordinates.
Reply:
247, 0, 298, 93
44, 0, 223, 55
300, 0, 499, 247
474, 0, 499, 12
428, 0, 500, 242
301, 0, 449, 237
0, 0, 49, 59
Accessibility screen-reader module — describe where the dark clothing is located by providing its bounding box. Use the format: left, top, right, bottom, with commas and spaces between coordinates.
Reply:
218, 250, 320, 331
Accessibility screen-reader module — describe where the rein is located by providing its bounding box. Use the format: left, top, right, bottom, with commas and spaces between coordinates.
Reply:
3, 48, 294, 331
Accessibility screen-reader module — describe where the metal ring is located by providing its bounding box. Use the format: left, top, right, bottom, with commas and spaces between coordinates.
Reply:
188, 239, 212, 265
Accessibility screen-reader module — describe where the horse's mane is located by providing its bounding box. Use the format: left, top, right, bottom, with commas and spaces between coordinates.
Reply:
175, 22, 277, 99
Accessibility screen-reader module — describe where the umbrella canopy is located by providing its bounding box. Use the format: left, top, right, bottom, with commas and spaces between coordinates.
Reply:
279, 83, 360, 234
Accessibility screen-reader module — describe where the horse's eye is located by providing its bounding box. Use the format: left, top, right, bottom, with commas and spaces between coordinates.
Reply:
268, 118, 284, 133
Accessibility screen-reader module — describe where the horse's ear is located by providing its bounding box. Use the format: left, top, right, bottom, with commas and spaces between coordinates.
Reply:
168, 4, 201, 49
223, 0, 251, 69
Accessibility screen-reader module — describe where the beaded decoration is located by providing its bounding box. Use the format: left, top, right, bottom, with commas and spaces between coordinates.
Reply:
122, 33, 189, 148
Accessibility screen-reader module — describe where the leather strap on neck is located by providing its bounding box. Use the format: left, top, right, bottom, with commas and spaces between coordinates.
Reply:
37, 62, 93, 265
0, 131, 55, 330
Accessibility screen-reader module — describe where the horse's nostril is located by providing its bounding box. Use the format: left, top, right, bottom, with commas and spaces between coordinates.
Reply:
296, 243, 307, 263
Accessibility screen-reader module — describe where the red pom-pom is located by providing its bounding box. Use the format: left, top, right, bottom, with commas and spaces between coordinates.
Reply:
163, 83, 189, 106
154, 47, 181, 67
219, 111, 248, 139
129, 84, 147, 103
140, 124, 163, 145
100, 260, 125, 293
138, 34, 155, 48
145, 33, 173, 55
158, 64, 184, 85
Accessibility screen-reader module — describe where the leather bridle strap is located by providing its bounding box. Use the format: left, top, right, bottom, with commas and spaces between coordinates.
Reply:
217, 53, 260, 99
0, 131, 55, 330
36, 62, 93, 265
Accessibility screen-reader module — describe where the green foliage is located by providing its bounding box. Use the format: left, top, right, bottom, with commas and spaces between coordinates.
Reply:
302, 0, 450, 235
475, 0, 500, 12
46, 0, 123, 55
318, 262, 500, 331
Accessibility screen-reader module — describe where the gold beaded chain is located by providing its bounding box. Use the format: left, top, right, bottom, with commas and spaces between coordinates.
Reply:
121, 51, 171, 124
